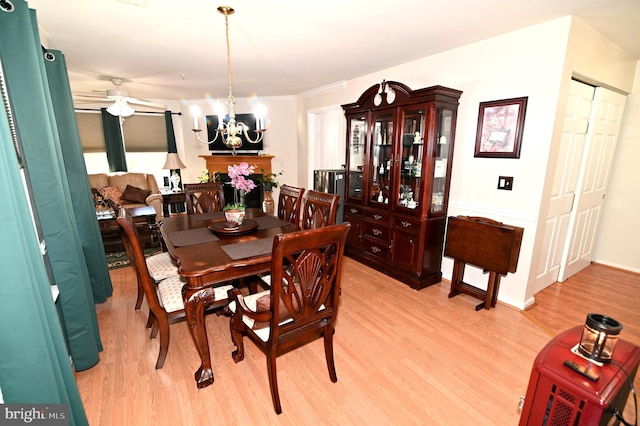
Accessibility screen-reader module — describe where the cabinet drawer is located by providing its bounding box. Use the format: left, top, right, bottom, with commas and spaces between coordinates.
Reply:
364, 222, 390, 241
393, 217, 421, 232
365, 210, 391, 223
364, 237, 389, 259
345, 205, 364, 217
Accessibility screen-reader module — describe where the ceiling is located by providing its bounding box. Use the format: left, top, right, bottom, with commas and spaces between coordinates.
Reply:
28, 0, 640, 105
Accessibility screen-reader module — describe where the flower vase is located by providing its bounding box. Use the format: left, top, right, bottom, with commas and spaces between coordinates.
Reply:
263, 189, 275, 216
224, 209, 245, 225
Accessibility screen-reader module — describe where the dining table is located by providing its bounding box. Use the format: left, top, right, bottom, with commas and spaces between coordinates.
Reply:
160, 207, 298, 388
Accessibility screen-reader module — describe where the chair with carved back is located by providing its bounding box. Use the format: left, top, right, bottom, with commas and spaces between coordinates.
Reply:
277, 184, 305, 226
256, 184, 307, 288
115, 206, 233, 369
106, 199, 179, 312
300, 190, 339, 230
228, 222, 351, 414
184, 182, 225, 214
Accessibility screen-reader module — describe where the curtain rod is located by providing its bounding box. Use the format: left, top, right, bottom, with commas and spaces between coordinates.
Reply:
74, 108, 182, 116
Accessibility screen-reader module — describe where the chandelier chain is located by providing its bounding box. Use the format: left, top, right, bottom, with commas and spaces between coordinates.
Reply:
224, 10, 234, 106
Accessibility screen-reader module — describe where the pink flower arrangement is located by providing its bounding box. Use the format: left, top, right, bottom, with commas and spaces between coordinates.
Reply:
228, 162, 256, 193
225, 163, 256, 210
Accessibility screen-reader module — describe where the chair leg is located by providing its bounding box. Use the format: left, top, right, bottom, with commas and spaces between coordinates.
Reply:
229, 314, 245, 363
135, 278, 144, 310
267, 353, 282, 415
155, 316, 170, 369
146, 310, 154, 329
149, 315, 159, 340
324, 329, 338, 383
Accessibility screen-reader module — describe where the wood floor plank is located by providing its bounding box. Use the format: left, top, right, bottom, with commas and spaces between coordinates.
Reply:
75, 259, 639, 425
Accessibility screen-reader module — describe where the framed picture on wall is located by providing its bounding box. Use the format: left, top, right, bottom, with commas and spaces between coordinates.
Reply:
474, 97, 528, 158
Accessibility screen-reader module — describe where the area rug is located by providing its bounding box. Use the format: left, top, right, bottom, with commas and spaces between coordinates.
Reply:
106, 248, 162, 270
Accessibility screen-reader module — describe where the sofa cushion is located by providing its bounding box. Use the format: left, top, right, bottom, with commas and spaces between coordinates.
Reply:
122, 185, 151, 204
109, 173, 149, 192
88, 173, 109, 190
99, 186, 123, 204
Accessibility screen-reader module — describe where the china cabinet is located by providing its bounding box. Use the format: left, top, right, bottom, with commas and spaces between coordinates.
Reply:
342, 81, 461, 289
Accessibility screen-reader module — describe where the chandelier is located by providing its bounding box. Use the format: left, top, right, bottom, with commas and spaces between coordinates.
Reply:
191, 6, 266, 154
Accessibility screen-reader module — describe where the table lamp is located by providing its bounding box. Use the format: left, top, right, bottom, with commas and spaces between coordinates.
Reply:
162, 153, 186, 192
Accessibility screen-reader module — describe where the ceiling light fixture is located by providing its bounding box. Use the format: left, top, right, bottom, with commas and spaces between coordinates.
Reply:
106, 98, 135, 117
191, 6, 266, 154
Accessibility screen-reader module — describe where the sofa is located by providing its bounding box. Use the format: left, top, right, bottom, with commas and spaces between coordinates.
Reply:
88, 172, 163, 221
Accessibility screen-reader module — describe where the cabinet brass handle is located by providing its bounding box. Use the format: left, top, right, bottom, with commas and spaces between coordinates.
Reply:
401, 221, 411, 228
350, 208, 358, 214
373, 214, 382, 220
371, 246, 381, 253
373, 229, 382, 236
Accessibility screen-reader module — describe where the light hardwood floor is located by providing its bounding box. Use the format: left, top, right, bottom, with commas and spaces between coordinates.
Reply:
76, 259, 639, 425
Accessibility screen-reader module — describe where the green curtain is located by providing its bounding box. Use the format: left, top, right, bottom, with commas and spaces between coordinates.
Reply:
165, 110, 178, 153
0, 2, 102, 372
102, 108, 127, 172
0, 3, 91, 424
44, 50, 113, 304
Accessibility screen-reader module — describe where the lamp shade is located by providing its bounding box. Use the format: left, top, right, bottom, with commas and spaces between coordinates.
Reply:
162, 153, 186, 170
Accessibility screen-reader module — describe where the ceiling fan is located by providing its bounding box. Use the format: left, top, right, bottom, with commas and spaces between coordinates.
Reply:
73, 78, 166, 117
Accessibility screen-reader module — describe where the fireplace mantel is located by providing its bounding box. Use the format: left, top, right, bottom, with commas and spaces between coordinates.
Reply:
200, 154, 274, 177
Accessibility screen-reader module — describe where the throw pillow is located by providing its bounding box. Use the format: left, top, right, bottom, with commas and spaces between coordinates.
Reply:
252, 283, 301, 330
99, 186, 123, 205
92, 188, 111, 211
122, 185, 151, 204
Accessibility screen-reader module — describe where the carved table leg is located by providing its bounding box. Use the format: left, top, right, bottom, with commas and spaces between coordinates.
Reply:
183, 285, 215, 388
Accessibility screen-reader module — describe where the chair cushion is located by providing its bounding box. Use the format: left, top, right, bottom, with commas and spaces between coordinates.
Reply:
254, 286, 301, 330
146, 252, 179, 282
122, 184, 151, 204
99, 186, 123, 204
229, 285, 304, 341
157, 276, 232, 313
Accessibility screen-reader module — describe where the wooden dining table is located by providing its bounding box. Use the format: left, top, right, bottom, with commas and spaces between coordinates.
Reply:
160, 208, 298, 388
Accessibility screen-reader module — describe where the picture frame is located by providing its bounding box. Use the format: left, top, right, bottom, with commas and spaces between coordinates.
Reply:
474, 97, 528, 158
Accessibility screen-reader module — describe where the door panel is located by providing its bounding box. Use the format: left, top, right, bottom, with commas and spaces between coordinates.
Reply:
559, 87, 627, 281
534, 80, 593, 292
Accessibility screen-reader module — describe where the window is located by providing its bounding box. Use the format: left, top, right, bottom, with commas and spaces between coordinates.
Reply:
76, 111, 169, 178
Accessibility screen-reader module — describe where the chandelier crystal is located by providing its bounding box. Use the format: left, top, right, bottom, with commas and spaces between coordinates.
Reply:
191, 6, 266, 154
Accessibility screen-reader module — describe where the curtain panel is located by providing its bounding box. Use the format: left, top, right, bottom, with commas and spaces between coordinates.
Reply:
0, 2, 94, 424
102, 108, 127, 172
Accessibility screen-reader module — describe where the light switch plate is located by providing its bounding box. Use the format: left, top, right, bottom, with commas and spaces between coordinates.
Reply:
498, 176, 513, 190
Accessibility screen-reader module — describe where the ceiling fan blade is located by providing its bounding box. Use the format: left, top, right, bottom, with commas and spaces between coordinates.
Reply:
74, 92, 110, 99
125, 97, 166, 110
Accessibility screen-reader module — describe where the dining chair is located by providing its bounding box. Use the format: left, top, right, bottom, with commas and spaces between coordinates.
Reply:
228, 222, 351, 414
300, 190, 339, 230
276, 184, 305, 226
256, 184, 306, 289
115, 206, 233, 369
184, 182, 225, 214
106, 199, 180, 311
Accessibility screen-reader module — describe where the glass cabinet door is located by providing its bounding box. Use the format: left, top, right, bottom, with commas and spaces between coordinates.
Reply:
370, 110, 394, 205
346, 115, 366, 200
397, 108, 426, 211
430, 108, 453, 214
